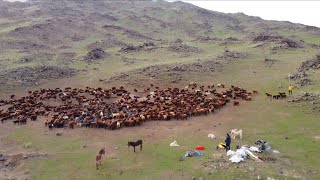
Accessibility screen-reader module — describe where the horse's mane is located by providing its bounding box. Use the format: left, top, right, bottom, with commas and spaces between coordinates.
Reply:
98, 148, 105, 155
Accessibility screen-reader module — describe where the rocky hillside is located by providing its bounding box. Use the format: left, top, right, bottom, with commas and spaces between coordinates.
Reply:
0, 0, 319, 86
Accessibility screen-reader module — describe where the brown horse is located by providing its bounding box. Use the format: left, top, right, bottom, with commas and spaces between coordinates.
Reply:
265, 93, 272, 100
69, 120, 75, 129
128, 140, 143, 152
96, 148, 106, 170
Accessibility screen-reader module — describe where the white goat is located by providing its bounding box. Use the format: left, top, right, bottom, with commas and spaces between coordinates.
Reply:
230, 129, 243, 139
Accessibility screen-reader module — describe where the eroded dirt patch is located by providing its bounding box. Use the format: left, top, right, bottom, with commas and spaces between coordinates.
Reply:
0, 66, 77, 86
253, 34, 303, 48
84, 48, 108, 62
120, 42, 156, 53
109, 50, 249, 83
288, 54, 320, 86
0, 152, 48, 180
167, 44, 203, 53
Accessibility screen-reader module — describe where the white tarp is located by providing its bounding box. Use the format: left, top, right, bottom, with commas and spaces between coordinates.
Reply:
249, 146, 260, 152
229, 155, 244, 163
227, 150, 236, 157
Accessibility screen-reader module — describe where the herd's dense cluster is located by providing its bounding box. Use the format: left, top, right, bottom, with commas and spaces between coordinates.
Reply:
0, 83, 256, 130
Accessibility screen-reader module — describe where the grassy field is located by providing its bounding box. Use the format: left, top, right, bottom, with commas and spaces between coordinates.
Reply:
1, 2, 320, 179
3, 41, 319, 180
7, 88, 320, 180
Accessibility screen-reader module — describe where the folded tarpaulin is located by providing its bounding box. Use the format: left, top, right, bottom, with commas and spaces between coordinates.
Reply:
185, 150, 204, 157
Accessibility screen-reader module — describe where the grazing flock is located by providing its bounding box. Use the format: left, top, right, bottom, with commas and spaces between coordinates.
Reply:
0, 83, 256, 130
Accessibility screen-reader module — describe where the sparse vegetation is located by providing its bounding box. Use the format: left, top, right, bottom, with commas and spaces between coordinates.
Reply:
0, 0, 320, 180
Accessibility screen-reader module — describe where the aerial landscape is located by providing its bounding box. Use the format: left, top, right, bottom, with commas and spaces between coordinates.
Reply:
0, 0, 319, 179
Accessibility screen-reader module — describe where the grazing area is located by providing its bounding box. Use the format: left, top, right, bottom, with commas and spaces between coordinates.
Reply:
0, 84, 255, 129
0, 0, 320, 180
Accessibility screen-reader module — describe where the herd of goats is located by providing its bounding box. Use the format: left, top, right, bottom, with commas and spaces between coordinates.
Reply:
0, 82, 258, 130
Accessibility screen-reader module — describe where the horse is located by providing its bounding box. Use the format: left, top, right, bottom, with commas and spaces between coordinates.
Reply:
278, 92, 286, 99
48, 123, 54, 130
69, 120, 75, 129
128, 140, 143, 152
273, 95, 280, 99
265, 93, 272, 100
96, 148, 106, 170
13, 120, 20, 125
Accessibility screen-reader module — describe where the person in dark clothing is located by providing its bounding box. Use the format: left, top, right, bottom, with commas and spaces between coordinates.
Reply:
225, 133, 231, 151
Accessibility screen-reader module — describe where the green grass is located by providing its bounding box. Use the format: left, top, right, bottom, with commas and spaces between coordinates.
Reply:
2, 6, 320, 179
8, 127, 82, 152
6, 44, 320, 179
13, 98, 320, 180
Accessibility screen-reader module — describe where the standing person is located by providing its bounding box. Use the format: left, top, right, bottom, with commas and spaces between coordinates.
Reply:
288, 84, 293, 95
225, 133, 231, 151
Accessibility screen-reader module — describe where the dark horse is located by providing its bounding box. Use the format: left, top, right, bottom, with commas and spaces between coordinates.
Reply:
96, 148, 106, 170
128, 140, 143, 152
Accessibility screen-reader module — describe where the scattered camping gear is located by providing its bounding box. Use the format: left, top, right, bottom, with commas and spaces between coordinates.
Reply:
216, 143, 227, 151
255, 139, 271, 151
196, 145, 205, 150
227, 147, 248, 163
227, 139, 276, 163
245, 149, 263, 162
185, 150, 203, 157
170, 140, 179, 147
